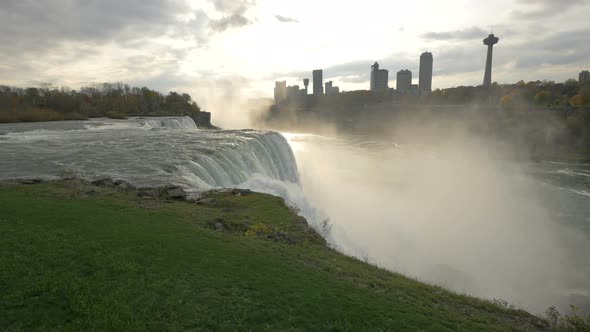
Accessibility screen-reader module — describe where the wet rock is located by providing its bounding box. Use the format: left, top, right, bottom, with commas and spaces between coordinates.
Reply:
207, 218, 227, 232
114, 180, 135, 190
138, 202, 159, 209
79, 189, 97, 198
119, 182, 136, 190
17, 178, 43, 185
137, 189, 158, 199
214, 222, 225, 231
196, 197, 217, 206
232, 188, 253, 196
294, 216, 307, 225
91, 177, 114, 187
266, 232, 298, 245
165, 186, 187, 200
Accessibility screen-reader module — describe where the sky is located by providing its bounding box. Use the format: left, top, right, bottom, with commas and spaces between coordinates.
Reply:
1, 0, 589, 108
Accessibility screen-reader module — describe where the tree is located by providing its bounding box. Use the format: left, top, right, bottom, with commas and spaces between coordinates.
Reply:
579, 86, 590, 105
570, 94, 584, 106
0, 82, 203, 122
534, 90, 550, 105
500, 94, 513, 108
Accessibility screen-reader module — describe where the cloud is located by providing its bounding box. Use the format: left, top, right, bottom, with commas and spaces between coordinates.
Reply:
511, 29, 590, 69
274, 15, 299, 23
273, 26, 590, 90
210, 14, 251, 32
272, 60, 373, 84
0, 0, 190, 54
209, 0, 256, 32
0, 0, 210, 90
421, 27, 489, 41
426, 28, 590, 86
212, 0, 256, 14
511, 0, 589, 19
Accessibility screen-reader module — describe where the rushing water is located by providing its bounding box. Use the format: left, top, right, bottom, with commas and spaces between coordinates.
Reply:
0, 117, 298, 192
1, 117, 589, 314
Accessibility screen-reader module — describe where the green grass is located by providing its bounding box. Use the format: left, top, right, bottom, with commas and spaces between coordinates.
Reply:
0, 181, 548, 331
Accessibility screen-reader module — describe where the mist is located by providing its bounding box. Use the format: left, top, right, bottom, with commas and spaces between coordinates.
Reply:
281, 117, 590, 314
194, 84, 590, 313
192, 81, 272, 130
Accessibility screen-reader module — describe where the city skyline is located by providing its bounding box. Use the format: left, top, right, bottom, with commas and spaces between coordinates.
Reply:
273, 41, 589, 103
0, 0, 589, 108
278, 51, 432, 99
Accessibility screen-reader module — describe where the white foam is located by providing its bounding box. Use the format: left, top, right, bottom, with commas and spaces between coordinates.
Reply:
556, 168, 590, 178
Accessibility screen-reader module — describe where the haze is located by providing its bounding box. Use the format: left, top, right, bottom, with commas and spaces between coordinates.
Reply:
1, 0, 590, 113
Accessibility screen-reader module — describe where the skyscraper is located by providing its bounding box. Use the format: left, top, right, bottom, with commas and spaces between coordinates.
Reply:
396, 70, 412, 91
419, 52, 433, 93
370, 62, 389, 92
273, 81, 287, 103
325, 81, 339, 96
483, 34, 499, 87
312, 70, 323, 95
579, 70, 590, 83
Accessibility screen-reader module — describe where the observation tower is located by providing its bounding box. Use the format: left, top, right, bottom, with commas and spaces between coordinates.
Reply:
482, 34, 499, 87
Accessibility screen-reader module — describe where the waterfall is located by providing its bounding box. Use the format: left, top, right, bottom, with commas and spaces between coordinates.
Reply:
0, 119, 327, 237
179, 131, 299, 188
175, 129, 326, 233
139, 116, 198, 130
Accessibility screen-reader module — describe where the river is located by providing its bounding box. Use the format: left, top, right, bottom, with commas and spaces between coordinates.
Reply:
1, 116, 588, 314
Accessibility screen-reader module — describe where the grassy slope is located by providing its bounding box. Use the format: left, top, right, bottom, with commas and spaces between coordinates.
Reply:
0, 181, 547, 331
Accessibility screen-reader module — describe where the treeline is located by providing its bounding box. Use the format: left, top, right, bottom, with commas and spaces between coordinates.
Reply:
425, 79, 590, 108
268, 79, 590, 160
0, 82, 201, 123
423, 80, 590, 159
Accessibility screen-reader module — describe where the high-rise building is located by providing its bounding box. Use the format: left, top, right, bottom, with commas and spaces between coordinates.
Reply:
419, 52, 433, 93
580, 70, 590, 83
396, 70, 412, 91
312, 70, 323, 95
325, 81, 340, 96
483, 34, 499, 87
273, 81, 287, 103
286, 85, 300, 100
370, 62, 389, 92
303, 78, 310, 94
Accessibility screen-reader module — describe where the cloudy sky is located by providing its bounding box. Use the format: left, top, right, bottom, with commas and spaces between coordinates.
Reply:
1, 0, 589, 106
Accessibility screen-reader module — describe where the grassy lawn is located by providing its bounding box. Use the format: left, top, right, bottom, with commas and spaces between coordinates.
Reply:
0, 181, 548, 331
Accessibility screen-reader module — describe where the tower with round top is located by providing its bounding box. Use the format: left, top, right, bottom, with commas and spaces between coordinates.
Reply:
483, 34, 499, 87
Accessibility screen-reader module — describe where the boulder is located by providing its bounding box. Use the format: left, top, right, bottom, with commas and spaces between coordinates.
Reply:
17, 178, 43, 185
114, 180, 135, 190
165, 186, 187, 200
91, 177, 114, 186
266, 232, 298, 245
214, 222, 225, 231
196, 197, 217, 206
232, 188, 253, 196
137, 188, 158, 199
